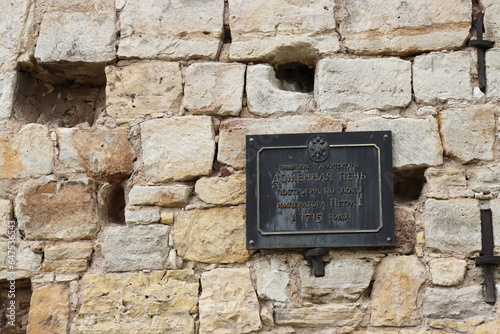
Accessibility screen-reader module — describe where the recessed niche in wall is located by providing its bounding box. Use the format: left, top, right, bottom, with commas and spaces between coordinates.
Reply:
99, 183, 126, 225
274, 62, 315, 93
393, 168, 426, 201
0, 279, 31, 334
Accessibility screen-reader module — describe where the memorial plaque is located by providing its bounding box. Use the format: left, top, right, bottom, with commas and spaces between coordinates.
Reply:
246, 131, 395, 249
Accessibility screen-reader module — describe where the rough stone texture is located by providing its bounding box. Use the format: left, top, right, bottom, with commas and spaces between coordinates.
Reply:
71, 271, 199, 334
141, 116, 215, 182
228, 0, 340, 64
118, 0, 223, 60
218, 115, 342, 169
128, 185, 192, 207
183, 62, 246, 116
254, 257, 290, 302
0, 0, 31, 64
316, 58, 411, 112
429, 258, 467, 287
194, 174, 245, 205
199, 268, 261, 334
27, 284, 69, 334
346, 117, 443, 169
0, 67, 17, 119
424, 168, 467, 199
0, 198, 12, 238
395, 206, 416, 254
423, 286, 496, 319
0, 241, 42, 273
246, 64, 312, 116
16, 180, 99, 241
274, 304, 364, 327
484, 1, 500, 43
106, 61, 183, 117
424, 199, 481, 253
103, 225, 170, 272
413, 52, 473, 104
486, 199, 500, 247
344, 0, 472, 55
174, 206, 249, 264
473, 320, 500, 334
371, 256, 426, 327
485, 48, 500, 99
43, 243, 93, 273
300, 258, 375, 303
125, 208, 161, 226
56, 127, 135, 182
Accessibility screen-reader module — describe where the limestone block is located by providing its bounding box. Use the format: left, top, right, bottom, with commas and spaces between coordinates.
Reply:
128, 185, 192, 207
228, 0, 339, 64
274, 304, 364, 327
0, 0, 31, 63
346, 117, 443, 169
125, 208, 161, 226
439, 106, 494, 164
484, 1, 500, 43
141, 116, 215, 182
16, 179, 99, 241
371, 255, 426, 327
316, 58, 412, 112
473, 320, 500, 334
103, 225, 169, 272
27, 284, 69, 334
468, 165, 500, 193
218, 115, 342, 169
183, 62, 245, 116
424, 168, 467, 199
254, 257, 290, 302
301, 258, 375, 303
485, 49, 500, 99
106, 61, 183, 117
194, 174, 245, 205
0, 198, 12, 238
429, 258, 467, 287
71, 270, 198, 334
199, 268, 261, 333
0, 241, 42, 272
424, 199, 481, 253
174, 206, 249, 264
413, 52, 472, 104
118, 0, 223, 60
344, 0, 472, 55
0, 67, 17, 118
56, 127, 135, 182
43, 243, 93, 273
486, 199, 500, 247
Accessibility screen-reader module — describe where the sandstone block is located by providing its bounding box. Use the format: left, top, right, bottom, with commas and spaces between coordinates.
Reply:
183, 62, 245, 116
103, 225, 169, 272
43, 243, 93, 273
424, 168, 467, 199
473, 320, 500, 334
424, 199, 481, 253
16, 180, 99, 241
141, 116, 215, 182
194, 174, 245, 205
0, 241, 42, 272
316, 58, 412, 112
429, 258, 467, 287
228, 0, 339, 64
413, 52, 472, 104
485, 48, 500, 99
274, 304, 364, 327
0, 67, 17, 118
371, 255, 426, 327
218, 115, 342, 169
118, 0, 223, 60
125, 208, 161, 226
199, 268, 261, 333
344, 0, 471, 55
27, 284, 69, 334
346, 117, 443, 169
0, 198, 12, 238
439, 106, 494, 164
128, 185, 192, 207
254, 257, 290, 302
174, 206, 249, 263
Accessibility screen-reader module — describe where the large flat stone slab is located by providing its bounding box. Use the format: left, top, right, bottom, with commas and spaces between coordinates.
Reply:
274, 304, 364, 328
128, 185, 192, 207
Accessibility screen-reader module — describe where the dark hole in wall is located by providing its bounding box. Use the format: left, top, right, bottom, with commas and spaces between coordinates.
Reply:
100, 183, 126, 225
393, 168, 426, 201
274, 63, 315, 93
0, 279, 31, 334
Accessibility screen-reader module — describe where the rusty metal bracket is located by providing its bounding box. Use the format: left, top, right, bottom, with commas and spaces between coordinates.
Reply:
305, 248, 329, 277
469, 12, 494, 93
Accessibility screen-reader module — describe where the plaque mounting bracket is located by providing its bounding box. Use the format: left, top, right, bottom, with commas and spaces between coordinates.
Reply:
305, 248, 329, 277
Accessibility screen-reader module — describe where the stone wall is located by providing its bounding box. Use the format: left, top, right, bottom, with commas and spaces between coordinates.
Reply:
0, 0, 500, 333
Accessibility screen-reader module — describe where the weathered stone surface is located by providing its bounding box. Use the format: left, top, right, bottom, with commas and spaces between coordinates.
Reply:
228, 0, 340, 64
125, 208, 161, 226
316, 58, 411, 112
301, 258, 375, 303
0, 241, 42, 273
344, 0, 472, 55
103, 225, 169, 272
128, 185, 192, 207
0, 198, 12, 238
424, 199, 481, 253
141, 116, 215, 182
218, 115, 342, 169
429, 258, 467, 286
0, 67, 17, 118
346, 117, 443, 169
27, 284, 69, 334
106, 61, 183, 117
467, 165, 500, 194
486, 199, 500, 247
424, 168, 467, 199
174, 206, 249, 263
485, 49, 500, 99
183, 62, 245, 116
43, 243, 93, 273
371, 256, 426, 327
395, 206, 416, 254
199, 268, 261, 334
274, 304, 364, 327
413, 52, 473, 104
246, 64, 311, 116
0, 0, 31, 62
484, 1, 500, 43
118, 0, 223, 60
195, 174, 245, 205
473, 320, 500, 334
71, 270, 199, 334
57, 127, 135, 182
423, 286, 496, 319
16, 180, 99, 241
254, 257, 290, 302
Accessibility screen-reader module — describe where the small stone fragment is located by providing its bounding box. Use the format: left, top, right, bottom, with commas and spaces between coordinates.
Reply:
473, 320, 500, 334
429, 258, 467, 286
160, 210, 174, 225
195, 174, 245, 205
0, 198, 12, 238
254, 257, 290, 302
